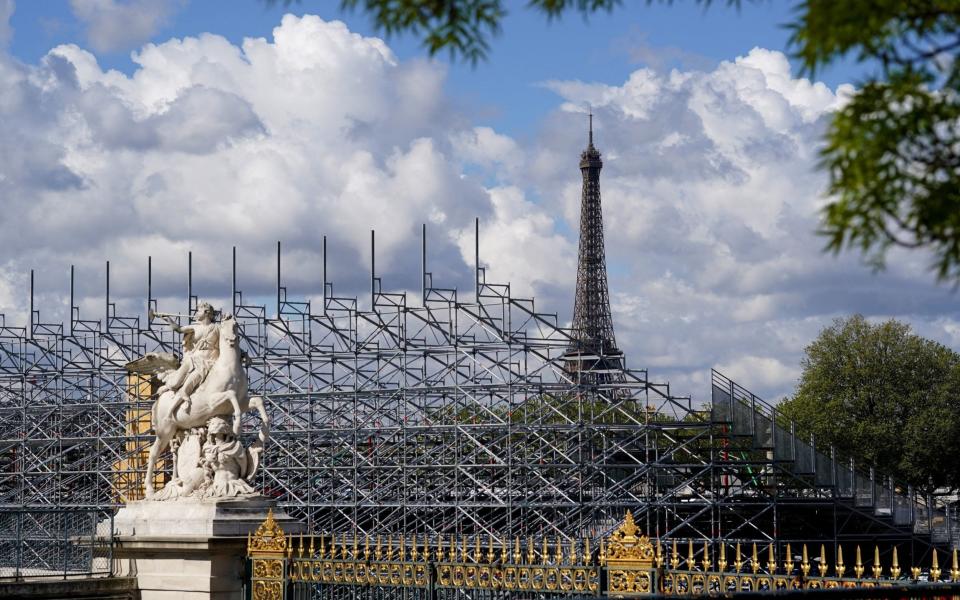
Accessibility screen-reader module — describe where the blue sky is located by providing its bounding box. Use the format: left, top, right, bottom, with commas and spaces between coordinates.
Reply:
2, 0, 956, 402
7, 1, 862, 136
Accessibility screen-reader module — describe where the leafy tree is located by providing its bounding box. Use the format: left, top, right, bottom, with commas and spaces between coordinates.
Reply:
269, 0, 960, 282
270, 1, 623, 64
778, 315, 960, 493
793, 1, 960, 281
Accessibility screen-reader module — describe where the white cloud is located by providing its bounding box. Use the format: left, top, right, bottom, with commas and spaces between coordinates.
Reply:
2, 18, 958, 406
0, 13, 552, 326
69, 0, 185, 53
527, 48, 960, 400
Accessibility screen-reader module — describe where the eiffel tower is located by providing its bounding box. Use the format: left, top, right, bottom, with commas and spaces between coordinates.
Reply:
566, 114, 625, 385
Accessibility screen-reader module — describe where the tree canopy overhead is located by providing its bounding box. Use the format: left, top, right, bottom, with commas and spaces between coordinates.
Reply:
778, 315, 960, 493
793, 1, 960, 282
269, 0, 960, 284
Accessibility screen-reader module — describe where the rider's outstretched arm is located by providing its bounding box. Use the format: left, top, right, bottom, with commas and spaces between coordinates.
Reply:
163, 316, 195, 336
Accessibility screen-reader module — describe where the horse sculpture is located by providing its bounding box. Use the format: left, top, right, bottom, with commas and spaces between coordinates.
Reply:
144, 314, 269, 498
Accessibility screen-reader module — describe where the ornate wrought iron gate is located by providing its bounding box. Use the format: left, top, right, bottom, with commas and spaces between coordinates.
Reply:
246, 510, 960, 599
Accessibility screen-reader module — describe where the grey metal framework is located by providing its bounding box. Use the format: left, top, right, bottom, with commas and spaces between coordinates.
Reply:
0, 234, 955, 569
566, 115, 623, 385
0, 118, 956, 570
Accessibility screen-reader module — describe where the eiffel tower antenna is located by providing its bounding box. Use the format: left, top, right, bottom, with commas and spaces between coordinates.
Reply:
567, 111, 624, 385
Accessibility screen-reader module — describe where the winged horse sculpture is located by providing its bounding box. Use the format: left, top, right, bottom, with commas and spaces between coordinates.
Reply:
145, 314, 269, 499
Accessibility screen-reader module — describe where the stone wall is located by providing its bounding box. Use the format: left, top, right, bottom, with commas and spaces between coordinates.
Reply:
0, 576, 138, 600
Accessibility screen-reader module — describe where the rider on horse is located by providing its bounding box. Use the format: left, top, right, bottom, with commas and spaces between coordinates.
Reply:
156, 301, 220, 415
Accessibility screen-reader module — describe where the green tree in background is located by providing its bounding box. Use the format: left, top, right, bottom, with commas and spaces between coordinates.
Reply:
778, 315, 960, 493
271, 0, 960, 283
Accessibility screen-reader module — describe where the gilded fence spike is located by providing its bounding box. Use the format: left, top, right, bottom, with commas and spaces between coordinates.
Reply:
514, 537, 521, 564
718, 542, 726, 573
330, 535, 337, 561
528, 536, 536, 565
656, 538, 664, 569
287, 538, 294, 559
298, 532, 305, 559
463, 535, 471, 563
671, 540, 679, 570
751, 543, 759, 575
474, 534, 482, 563
320, 534, 327, 559
387, 535, 394, 562
500, 538, 508, 564
836, 545, 845, 578
583, 538, 591, 566
247, 531, 251, 553
785, 543, 792, 575
702, 540, 711, 572
891, 546, 901, 580
488, 535, 496, 564
422, 534, 429, 562
542, 536, 549, 564
952, 548, 959, 582
353, 534, 359, 560
375, 535, 382, 561
553, 537, 562, 564
570, 537, 577, 565
364, 534, 370, 561
872, 546, 882, 580
931, 549, 941, 582
734, 542, 742, 573
309, 534, 315, 559
854, 545, 864, 580
767, 543, 776, 575
411, 534, 418, 562
342, 533, 349, 560
801, 544, 809, 577
911, 565, 921, 581
398, 535, 405, 562
598, 536, 606, 567
818, 544, 828, 577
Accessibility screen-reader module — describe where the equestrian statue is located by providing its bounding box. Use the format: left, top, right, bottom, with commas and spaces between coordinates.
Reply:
142, 302, 270, 500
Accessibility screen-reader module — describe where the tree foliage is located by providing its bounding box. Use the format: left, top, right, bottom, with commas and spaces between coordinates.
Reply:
792, 1, 960, 281
268, 1, 624, 64
778, 315, 960, 493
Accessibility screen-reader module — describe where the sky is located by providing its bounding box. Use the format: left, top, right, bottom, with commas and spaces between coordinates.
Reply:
0, 0, 957, 403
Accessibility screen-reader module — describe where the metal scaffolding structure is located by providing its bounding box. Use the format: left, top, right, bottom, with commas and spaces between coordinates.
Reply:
0, 227, 956, 576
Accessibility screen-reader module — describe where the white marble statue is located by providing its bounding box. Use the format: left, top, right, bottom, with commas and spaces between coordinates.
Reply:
156, 301, 220, 415
153, 416, 261, 500
200, 416, 261, 497
144, 307, 270, 499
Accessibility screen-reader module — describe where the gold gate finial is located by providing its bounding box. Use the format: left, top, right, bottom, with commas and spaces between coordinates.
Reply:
248, 508, 288, 555
604, 511, 656, 596
605, 510, 654, 567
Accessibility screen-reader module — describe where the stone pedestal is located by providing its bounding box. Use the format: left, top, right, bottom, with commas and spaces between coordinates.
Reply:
110, 497, 302, 600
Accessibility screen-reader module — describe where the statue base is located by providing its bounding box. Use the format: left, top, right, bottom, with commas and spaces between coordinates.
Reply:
109, 496, 302, 600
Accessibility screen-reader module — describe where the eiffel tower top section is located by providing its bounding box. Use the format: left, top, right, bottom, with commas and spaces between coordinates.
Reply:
570, 113, 621, 363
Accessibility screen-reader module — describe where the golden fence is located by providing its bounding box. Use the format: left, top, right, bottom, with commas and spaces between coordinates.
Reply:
248, 509, 960, 599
